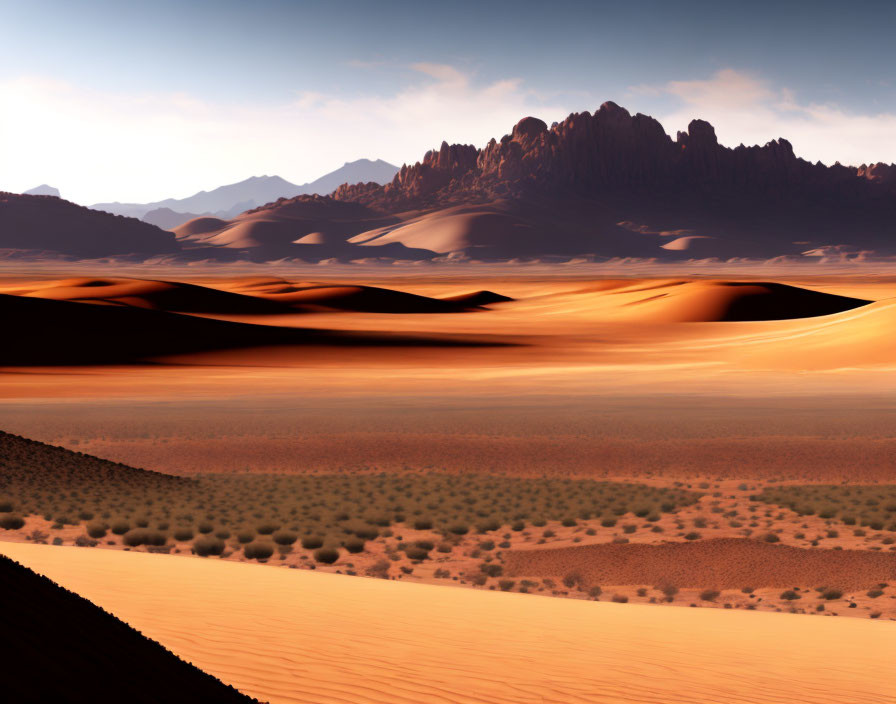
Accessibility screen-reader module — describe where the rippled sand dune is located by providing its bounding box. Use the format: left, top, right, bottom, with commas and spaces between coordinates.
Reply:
3, 542, 894, 704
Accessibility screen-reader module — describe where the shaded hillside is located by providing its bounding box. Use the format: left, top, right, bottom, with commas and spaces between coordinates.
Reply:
0, 292, 507, 365
0, 552, 258, 704
0, 192, 177, 258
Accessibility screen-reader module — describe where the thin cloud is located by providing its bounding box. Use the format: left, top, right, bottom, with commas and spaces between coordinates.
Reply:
0, 68, 566, 204
636, 69, 896, 166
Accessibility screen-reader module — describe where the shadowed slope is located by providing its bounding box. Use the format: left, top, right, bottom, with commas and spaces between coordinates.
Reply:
0, 553, 257, 704
0, 293, 509, 365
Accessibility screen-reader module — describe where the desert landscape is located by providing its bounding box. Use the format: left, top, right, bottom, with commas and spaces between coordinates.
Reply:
3, 2, 896, 701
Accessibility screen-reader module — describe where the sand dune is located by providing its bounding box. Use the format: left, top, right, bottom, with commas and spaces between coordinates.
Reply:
18, 277, 293, 314
2, 542, 894, 704
505, 538, 896, 591
0, 293, 504, 365
226, 278, 487, 313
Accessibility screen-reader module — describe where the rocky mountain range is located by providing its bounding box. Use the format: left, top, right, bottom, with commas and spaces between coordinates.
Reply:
3, 104, 895, 263
90, 159, 399, 227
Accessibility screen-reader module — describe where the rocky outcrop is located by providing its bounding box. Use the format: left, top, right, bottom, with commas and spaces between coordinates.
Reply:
333, 102, 896, 210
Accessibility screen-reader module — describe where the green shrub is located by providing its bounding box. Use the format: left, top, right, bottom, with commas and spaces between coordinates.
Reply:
314, 547, 340, 564
343, 537, 365, 553
173, 527, 194, 541
192, 536, 225, 556
122, 528, 166, 547
86, 522, 107, 539
405, 546, 429, 561
301, 535, 324, 550
272, 530, 298, 546
243, 541, 275, 560
110, 520, 130, 535
0, 513, 25, 530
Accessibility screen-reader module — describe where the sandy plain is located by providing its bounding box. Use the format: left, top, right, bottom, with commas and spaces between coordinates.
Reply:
3, 541, 895, 704
1, 271, 896, 700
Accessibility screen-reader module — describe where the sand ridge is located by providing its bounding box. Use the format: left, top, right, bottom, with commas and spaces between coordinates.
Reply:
3, 541, 895, 704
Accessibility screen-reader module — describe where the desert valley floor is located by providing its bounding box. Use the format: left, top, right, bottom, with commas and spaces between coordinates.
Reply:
1, 270, 895, 703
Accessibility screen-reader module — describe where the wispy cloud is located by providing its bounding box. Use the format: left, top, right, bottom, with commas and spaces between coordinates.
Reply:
632, 69, 896, 166
0, 67, 566, 204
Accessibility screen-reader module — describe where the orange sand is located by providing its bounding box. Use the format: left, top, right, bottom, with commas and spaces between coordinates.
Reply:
2, 541, 895, 704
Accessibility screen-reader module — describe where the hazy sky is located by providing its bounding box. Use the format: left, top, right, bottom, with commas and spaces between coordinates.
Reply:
2, 0, 895, 203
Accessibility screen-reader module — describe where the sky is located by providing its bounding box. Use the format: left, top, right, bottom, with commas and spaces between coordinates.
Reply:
1, 0, 895, 204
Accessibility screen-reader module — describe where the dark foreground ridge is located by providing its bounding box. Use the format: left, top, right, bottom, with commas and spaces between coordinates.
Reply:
0, 551, 260, 703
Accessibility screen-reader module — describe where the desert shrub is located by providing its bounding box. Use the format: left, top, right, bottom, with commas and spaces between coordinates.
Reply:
661, 585, 679, 601
243, 541, 275, 560
256, 521, 280, 535
561, 517, 577, 527
821, 589, 842, 600
313, 547, 340, 564
197, 522, 214, 534
589, 586, 602, 598
301, 535, 324, 550
272, 530, 298, 546
611, 594, 628, 603
601, 517, 617, 527
866, 588, 884, 598
622, 524, 636, 534
684, 532, 701, 541
343, 537, 365, 553
498, 579, 515, 591
413, 518, 433, 530
404, 546, 430, 561
74, 534, 98, 547
414, 539, 435, 551
215, 529, 230, 539
192, 536, 225, 556
173, 527, 194, 541
122, 528, 166, 547
780, 590, 800, 600
352, 525, 379, 540
480, 563, 503, 578
636, 587, 648, 597
0, 513, 25, 530
0, 500, 13, 512
447, 523, 469, 535
110, 520, 130, 535
236, 530, 255, 543
763, 533, 780, 543
479, 540, 495, 551
86, 522, 107, 539
436, 542, 453, 553
699, 589, 720, 602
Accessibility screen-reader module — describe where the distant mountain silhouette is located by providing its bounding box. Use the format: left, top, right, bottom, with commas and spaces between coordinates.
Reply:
23, 184, 60, 197
90, 159, 400, 228
0, 192, 177, 258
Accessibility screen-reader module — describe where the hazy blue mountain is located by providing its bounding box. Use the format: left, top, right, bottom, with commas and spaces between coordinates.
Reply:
23, 184, 60, 197
89, 159, 400, 227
